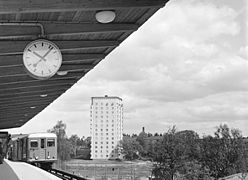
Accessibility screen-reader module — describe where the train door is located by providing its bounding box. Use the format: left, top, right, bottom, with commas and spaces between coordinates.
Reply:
40, 138, 46, 160
46, 138, 57, 160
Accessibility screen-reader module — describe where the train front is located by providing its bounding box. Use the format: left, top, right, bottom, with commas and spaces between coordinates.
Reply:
28, 133, 57, 169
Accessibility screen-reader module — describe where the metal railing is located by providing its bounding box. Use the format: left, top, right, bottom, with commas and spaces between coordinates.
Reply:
48, 168, 87, 180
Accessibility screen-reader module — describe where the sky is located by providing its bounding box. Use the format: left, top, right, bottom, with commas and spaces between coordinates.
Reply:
5, 0, 248, 138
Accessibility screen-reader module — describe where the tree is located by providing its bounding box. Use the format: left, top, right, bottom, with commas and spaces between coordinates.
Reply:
48, 121, 71, 160
69, 134, 80, 158
200, 124, 247, 179
121, 136, 143, 160
151, 127, 201, 180
152, 126, 188, 180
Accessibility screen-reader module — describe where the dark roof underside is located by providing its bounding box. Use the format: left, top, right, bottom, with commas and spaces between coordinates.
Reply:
0, 0, 169, 129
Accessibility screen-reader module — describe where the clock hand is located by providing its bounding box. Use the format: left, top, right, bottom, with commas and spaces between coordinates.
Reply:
33, 51, 46, 61
33, 59, 42, 68
42, 48, 53, 60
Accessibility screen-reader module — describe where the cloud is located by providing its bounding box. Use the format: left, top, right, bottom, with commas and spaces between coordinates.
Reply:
6, 0, 247, 138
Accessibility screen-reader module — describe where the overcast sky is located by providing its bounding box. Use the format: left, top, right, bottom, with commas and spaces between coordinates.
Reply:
6, 0, 248, 138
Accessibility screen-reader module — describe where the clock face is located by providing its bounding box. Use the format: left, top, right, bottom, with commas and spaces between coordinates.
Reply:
23, 39, 62, 80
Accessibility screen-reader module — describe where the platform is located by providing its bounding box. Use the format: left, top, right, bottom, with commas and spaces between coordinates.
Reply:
0, 159, 61, 180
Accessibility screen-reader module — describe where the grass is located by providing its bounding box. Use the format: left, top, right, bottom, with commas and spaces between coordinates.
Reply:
55, 159, 153, 180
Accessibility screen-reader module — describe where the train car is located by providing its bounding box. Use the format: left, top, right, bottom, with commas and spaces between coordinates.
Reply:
9, 132, 57, 169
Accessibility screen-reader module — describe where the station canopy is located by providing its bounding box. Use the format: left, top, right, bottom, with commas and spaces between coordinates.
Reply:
0, 0, 169, 129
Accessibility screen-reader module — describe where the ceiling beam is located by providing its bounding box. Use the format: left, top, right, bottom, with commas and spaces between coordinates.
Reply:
0, 97, 58, 107
0, 53, 103, 67
0, 91, 64, 101
0, 91, 66, 103
0, 87, 68, 98
0, 64, 94, 77
0, 84, 72, 96
0, 0, 168, 14
0, 108, 44, 117
0, 23, 138, 37
0, 78, 76, 90
0, 71, 85, 84
0, 40, 118, 54
0, 99, 55, 109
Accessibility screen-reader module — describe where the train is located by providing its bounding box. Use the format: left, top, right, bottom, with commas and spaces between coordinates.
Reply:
8, 132, 57, 169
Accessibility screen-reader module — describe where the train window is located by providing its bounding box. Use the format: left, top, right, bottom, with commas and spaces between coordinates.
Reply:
47, 139, 55, 147
30, 140, 38, 148
41, 139, 45, 148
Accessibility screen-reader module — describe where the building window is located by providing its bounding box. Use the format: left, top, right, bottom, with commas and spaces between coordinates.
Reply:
112, 142, 114, 144
95, 146, 97, 148
95, 142, 97, 144
95, 150, 97, 153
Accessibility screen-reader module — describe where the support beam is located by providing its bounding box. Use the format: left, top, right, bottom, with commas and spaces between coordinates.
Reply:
0, 71, 85, 84
0, 23, 138, 37
0, 87, 68, 98
0, 40, 117, 54
0, 77, 76, 90
0, 99, 55, 110
0, 91, 63, 101
0, 84, 72, 96
0, 53, 104, 67
0, 0, 168, 14
0, 64, 94, 77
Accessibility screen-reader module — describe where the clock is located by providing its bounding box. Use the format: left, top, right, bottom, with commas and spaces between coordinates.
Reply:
23, 39, 62, 80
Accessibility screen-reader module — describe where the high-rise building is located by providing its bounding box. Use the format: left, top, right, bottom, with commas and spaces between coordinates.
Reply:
90, 95, 123, 159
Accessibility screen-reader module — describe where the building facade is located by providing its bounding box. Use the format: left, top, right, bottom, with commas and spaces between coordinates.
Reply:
90, 96, 123, 159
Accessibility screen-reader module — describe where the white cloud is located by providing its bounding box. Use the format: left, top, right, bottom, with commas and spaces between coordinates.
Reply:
6, 0, 247, 137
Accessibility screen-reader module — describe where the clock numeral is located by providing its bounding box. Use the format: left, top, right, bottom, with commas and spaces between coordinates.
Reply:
34, 68, 37, 72
41, 70, 44, 75
42, 42, 44, 46
28, 49, 31, 52
34, 44, 37, 48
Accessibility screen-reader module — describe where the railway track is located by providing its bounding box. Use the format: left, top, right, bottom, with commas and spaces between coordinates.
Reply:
48, 168, 87, 180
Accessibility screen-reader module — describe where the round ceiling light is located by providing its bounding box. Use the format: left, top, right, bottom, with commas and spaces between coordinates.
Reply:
57, 71, 68, 76
40, 94, 48, 97
95, 10, 116, 23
